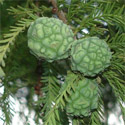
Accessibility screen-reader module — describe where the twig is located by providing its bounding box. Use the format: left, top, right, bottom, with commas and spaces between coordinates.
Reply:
35, 0, 40, 16
49, 0, 67, 24
49, 0, 77, 39
35, 60, 43, 96
34, 0, 43, 96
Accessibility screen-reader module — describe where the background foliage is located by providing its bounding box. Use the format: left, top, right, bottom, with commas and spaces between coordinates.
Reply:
0, 0, 125, 125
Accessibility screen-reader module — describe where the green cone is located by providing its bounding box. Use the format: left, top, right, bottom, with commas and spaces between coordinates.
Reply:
71, 37, 112, 76
27, 17, 74, 62
66, 78, 98, 116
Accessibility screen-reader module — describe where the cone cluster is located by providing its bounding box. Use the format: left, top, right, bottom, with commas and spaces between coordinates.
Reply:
28, 17, 111, 75
27, 17, 112, 116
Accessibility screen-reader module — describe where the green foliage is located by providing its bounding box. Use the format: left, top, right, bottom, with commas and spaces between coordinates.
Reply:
0, 18, 34, 77
7, 5, 40, 18
0, 0, 125, 125
0, 86, 15, 125
4, 34, 37, 82
103, 70, 125, 119
0, 0, 4, 4
90, 88, 105, 125
41, 62, 61, 115
7, 4, 52, 19
44, 71, 79, 125
0, 67, 5, 77
61, 0, 125, 36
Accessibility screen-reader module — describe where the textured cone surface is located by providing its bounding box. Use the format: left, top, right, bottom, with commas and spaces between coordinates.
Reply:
66, 78, 98, 116
27, 17, 74, 62
71, 37, 112, 76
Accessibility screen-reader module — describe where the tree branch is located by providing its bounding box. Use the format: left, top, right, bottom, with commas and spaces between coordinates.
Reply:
49, 0, 67, 24
35, 0, 40, 16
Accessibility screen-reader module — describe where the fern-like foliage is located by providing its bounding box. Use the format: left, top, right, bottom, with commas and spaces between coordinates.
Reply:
0, 18, 34, 77
60, 0, 124, 36
7, 5, 40, 18
74, 2, 124, 35
102, 31, 125, 121
108, 32, 125, 64
90, 90, 104, 125
41, 62, 60, 115
0, 0, 125, 124
0, 86, 15, 125
103, 71, 125, 120
7, 4, 51, 19
8, 5, 36, 17
44, 71, 79, 125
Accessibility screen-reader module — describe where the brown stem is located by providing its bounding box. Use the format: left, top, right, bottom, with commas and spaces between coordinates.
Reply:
49, 0, 67, 24
49, 0, 77, 39
35, 60, 43, 96
35, 0, 40, 16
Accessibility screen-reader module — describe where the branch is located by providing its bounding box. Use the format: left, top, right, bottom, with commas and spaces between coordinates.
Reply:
49, 0, 67, 24
35, 0, 40, 16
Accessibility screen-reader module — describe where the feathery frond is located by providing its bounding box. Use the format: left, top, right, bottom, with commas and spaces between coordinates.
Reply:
103, 70, 125, 119
40, 62, 60, 114
0, 0, 125, 124
44, 71, 79, 125
0, 18, 34, 77
7, 5, 40, 18
0, 86, 15, 125
90, 91, 105, 125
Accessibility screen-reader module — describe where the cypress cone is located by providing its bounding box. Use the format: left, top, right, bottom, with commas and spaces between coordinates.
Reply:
66, 78, 98, 116
71, 37, 112, 76
27, 17, 74, 62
